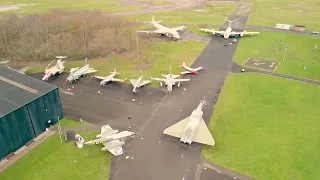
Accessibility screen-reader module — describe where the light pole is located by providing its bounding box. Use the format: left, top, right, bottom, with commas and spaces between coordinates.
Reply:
282, 43, 288, 62
136, 31, 139, 59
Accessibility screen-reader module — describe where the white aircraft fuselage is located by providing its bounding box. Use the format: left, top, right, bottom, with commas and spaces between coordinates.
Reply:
180, 101, 205, 144
152, 22, 180, 39
223, 27, 232, 39
132, 75, 143, 93
100, 73, 117, 86
42, 59, 65, 81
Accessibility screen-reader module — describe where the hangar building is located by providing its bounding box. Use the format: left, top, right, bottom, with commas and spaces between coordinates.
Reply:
0, 66, 63, 160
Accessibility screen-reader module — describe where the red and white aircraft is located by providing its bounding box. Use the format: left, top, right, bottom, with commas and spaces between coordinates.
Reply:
179, 62, 204, 75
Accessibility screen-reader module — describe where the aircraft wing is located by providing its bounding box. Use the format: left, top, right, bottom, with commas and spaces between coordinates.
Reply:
200, 29, 224, 35
180, 71, 191, 75
163, 117, 189, 138
192, 118, 215, 146
129, 79, 137, 85
92, 75, 105, 80
83, 68, 98, 75
140, 80, 151, 86
101, 125, 118, 136
230, 31, 259, 36
103, 141, 124, 156
137, 30, 158, 34
113, 78, 127, 83
173, 78, 190, 83
151, 77, 167, 82
193, 67, 204, 71
171, 26, 186, 31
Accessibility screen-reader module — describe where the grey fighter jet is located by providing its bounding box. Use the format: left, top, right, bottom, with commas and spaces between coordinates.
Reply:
65, 58, 97, 83
151, 65, 190, 93
75, 125, 135, 156
130, 71, 152, 93
163, 97, 215, 146
91, 68, 127, 86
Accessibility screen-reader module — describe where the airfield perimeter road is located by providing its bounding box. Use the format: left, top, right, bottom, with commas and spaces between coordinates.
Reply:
232, 63, 320, 85
29, 2, 253, 180
109, 0, 206, 16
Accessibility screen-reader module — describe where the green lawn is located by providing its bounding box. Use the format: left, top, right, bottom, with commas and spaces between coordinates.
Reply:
58, 118, 92, 128
202, 73, 320, 180
0, 130, 110, 180
246, 0, 320, 31
0, 0, 145, 14
127, 1, 239, 25
233, 31, 320, 81
26, 40, 207, 85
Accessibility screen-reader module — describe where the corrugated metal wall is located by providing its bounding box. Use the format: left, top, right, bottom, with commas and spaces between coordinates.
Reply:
0, 107, 35, 159
0, 89, 63, 160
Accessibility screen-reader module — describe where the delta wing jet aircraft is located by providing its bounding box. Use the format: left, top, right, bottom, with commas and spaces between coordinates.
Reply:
42, 56, 66, 81
201, 19, 259, 39
130, 71, 152, 93
91, 69, 127, 86
66, 58, 97, 83
138, 16, 186, 39
163, 97, 215, 146
179, 62, 204, 75
75, 125, 135, 156
151, 65, 190, 93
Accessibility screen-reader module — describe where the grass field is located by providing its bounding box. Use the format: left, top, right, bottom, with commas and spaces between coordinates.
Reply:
246, 0, 320, 31
0, 119, 110, 180
201, 73, 320, 180
127, 1, 239, 25
59, 118, 92, 128
233, 31, 320, 80
26, 40, 207, 85
0, 0, 145, 14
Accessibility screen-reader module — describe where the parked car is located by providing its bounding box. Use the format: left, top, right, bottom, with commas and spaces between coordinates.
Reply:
311, 31, 319, 34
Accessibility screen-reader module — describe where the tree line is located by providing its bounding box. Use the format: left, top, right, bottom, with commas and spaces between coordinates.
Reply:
0, 9, 136, 61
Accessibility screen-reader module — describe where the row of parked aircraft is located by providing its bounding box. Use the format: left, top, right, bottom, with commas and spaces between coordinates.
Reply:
139, 16, 260, 39
43, 56, 204, 93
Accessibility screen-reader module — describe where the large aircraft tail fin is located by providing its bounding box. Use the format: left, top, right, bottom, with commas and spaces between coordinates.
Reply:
151, 16, 162, 24
111, 68, 121, 75
224, 18, 238, 27
179, 62, 186, 67
75, 134, 85, 148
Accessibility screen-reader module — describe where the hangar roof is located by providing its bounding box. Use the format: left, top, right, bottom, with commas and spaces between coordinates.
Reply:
0, 66, 57, 118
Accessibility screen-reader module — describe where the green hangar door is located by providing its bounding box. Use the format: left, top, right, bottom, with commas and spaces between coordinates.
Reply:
0, 66, 63, 160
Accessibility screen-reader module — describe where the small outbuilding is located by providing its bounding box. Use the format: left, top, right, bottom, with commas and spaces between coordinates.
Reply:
0, 65, 63, 160
293, 25, 306, 32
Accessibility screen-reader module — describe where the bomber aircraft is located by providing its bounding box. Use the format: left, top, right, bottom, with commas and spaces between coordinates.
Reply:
201, 19, 259, 39
138, 16, 186, 39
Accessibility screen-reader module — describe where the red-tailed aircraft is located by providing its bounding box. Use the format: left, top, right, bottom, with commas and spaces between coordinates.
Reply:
179, 62, 204, 75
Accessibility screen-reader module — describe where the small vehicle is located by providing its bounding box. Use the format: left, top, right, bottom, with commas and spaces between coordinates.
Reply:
311, 31, 319, 34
